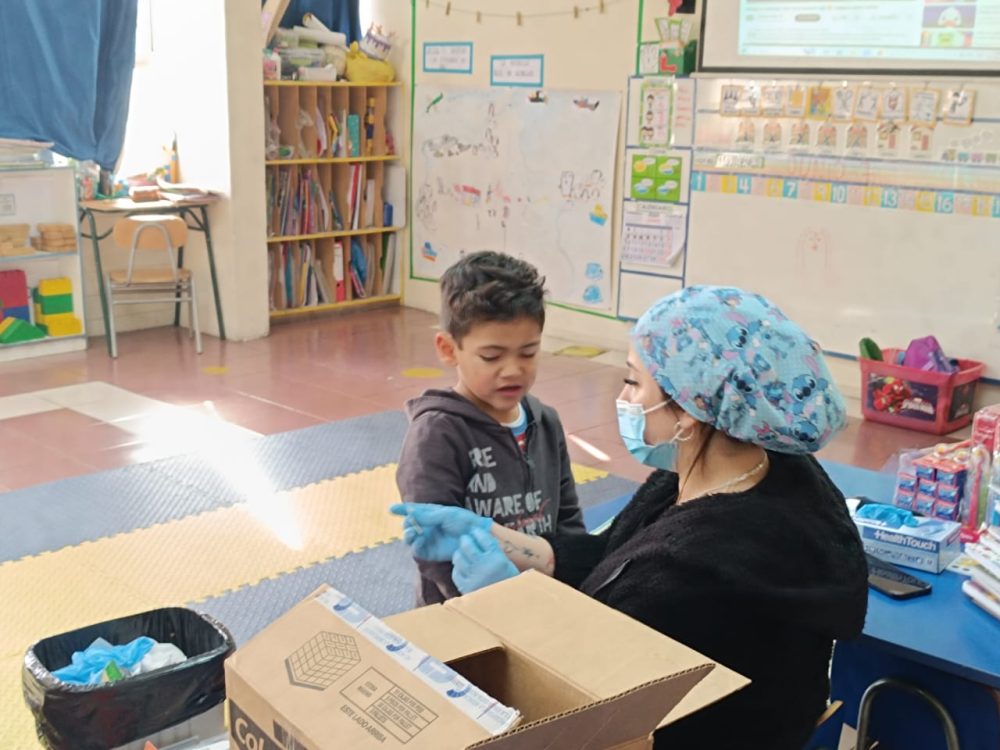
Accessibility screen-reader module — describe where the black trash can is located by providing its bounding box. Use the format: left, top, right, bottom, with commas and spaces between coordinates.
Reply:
22, 607, 235, 750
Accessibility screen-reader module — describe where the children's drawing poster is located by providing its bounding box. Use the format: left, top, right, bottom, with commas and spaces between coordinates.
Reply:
412, 87, 621, 309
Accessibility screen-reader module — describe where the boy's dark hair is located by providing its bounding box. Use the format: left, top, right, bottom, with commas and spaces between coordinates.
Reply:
440, 251, 546, 344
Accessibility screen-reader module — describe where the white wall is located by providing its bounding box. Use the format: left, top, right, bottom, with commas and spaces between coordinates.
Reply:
83, 0, 267, 341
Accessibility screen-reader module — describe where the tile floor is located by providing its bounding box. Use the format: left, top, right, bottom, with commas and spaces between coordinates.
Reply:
0, 307, 947, 492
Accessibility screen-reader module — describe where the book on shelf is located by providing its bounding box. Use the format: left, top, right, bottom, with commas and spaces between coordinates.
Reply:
347, 164, 365, 231
315, 262, 334, 302
381, 232, 396, 296
350, 268, 366, 298
363, 179, 376, 228
267, 168, 331, 237
347, 114, 361, 157
270, 242, 344, 310
333, 241, 347, 301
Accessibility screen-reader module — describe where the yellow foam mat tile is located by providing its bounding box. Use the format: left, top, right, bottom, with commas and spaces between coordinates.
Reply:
0, 460, 608, 745
570, 463, 608, 484
0, 466, 407, 658
0, 653, 38, 749
1, 461, 607, 657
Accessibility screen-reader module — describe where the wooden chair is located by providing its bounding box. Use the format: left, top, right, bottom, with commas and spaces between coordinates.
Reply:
105, 215, 202, 358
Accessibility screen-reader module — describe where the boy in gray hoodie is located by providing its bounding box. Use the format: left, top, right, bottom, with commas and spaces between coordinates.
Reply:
396, 251, 586, 605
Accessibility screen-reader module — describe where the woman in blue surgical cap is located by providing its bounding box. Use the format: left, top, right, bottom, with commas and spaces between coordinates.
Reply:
392, 286, 868, 750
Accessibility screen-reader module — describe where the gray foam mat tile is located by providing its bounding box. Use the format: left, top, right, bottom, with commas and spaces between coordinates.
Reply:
145, 410, 410, 499
192, 541, 418, 645
189, 481, 639, 647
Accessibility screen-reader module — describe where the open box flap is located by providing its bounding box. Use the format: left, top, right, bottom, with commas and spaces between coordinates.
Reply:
471, 664, 714, 750
384, 602, 505, 664
657, 662, 750, 729
446, 572, 725, 700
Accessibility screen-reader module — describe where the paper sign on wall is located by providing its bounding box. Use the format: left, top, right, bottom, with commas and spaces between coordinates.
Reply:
621, 202, 688, 268
423, 42, 474, 74
490, 55, 544, 87
672, 78, 696, 147
630, 152, 684, 203
639, 81, 673, 147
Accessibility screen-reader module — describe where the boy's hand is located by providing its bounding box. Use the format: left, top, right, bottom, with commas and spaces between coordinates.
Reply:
390, 503, 492, 562
451, 528, 518, 594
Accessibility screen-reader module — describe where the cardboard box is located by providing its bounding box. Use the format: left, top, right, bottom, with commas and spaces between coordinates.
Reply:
225, 571, 748, 750
852, 511, 961, 573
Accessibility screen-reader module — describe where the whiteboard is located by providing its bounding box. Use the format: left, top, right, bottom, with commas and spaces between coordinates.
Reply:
411, 87, 622, 310
687, 75, 1000, 373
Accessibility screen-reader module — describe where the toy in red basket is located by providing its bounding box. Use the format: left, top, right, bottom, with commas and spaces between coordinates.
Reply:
872, 378, 911, 413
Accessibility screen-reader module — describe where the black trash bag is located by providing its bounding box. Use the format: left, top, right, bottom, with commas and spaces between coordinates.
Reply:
22, 607, 235, 750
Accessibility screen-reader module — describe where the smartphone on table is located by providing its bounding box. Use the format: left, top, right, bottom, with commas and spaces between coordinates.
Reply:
866, 553, 933, 600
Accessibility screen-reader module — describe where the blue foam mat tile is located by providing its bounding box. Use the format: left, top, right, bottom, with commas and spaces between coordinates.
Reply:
192, 541, 418, 645
0, 463, 222, 563
576, 475, 640, 509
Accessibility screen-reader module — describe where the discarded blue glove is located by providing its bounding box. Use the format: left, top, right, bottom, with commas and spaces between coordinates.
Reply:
451, 527, 518, 594
390, 502, 492, 562
51, 636, 156, 685
856, 502, 919, 529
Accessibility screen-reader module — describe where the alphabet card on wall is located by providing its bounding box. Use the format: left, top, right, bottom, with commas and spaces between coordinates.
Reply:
943, 88, 976, 125
910, 88, 940, 126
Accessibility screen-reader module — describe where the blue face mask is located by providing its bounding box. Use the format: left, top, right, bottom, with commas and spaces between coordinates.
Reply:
616, 399, 680, 470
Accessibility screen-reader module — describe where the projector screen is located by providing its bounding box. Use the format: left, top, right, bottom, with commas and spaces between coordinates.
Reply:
702, 0, 1000, 72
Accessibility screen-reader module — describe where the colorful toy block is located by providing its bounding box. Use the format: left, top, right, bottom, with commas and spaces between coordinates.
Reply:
0, 269, 29, 309
33, 286, 73, 315
4, 305, 30, 322
32, 276, 82, 337
38, 277, 72, 296
0, 317, 45, 344
38, 313, 82, 337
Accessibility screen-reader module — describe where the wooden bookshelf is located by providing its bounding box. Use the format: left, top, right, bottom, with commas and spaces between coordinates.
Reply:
265, 155, 400, 166
264, 81, 403, 88
264, 79, 403, 319
268, 226, 401, 243
269, 294, 402, 319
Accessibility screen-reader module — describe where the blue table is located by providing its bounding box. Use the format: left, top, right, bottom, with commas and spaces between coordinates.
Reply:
821, 461, 1000, 691
585, 462, 1000, 750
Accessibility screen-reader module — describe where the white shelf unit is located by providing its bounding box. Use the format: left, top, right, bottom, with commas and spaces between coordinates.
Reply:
0, 166, 87, 362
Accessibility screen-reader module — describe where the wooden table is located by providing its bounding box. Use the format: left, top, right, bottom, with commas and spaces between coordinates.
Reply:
78, 196, 226, 354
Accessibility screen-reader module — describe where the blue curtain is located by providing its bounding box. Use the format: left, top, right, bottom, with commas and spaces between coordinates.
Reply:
0, 1, 138, 169
279, 0, 362, 44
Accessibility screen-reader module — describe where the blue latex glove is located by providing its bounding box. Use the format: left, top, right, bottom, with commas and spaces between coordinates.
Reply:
389, 502, 492, 562
451, 527, 518, 594
856, 502, 919, 529
51, 636, 156, 685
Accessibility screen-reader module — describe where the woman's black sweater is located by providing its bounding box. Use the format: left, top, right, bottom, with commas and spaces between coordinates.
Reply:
547, 452, 868, 750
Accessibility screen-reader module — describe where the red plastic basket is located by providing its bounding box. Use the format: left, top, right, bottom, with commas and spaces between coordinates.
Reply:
860, 349, 984, 434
